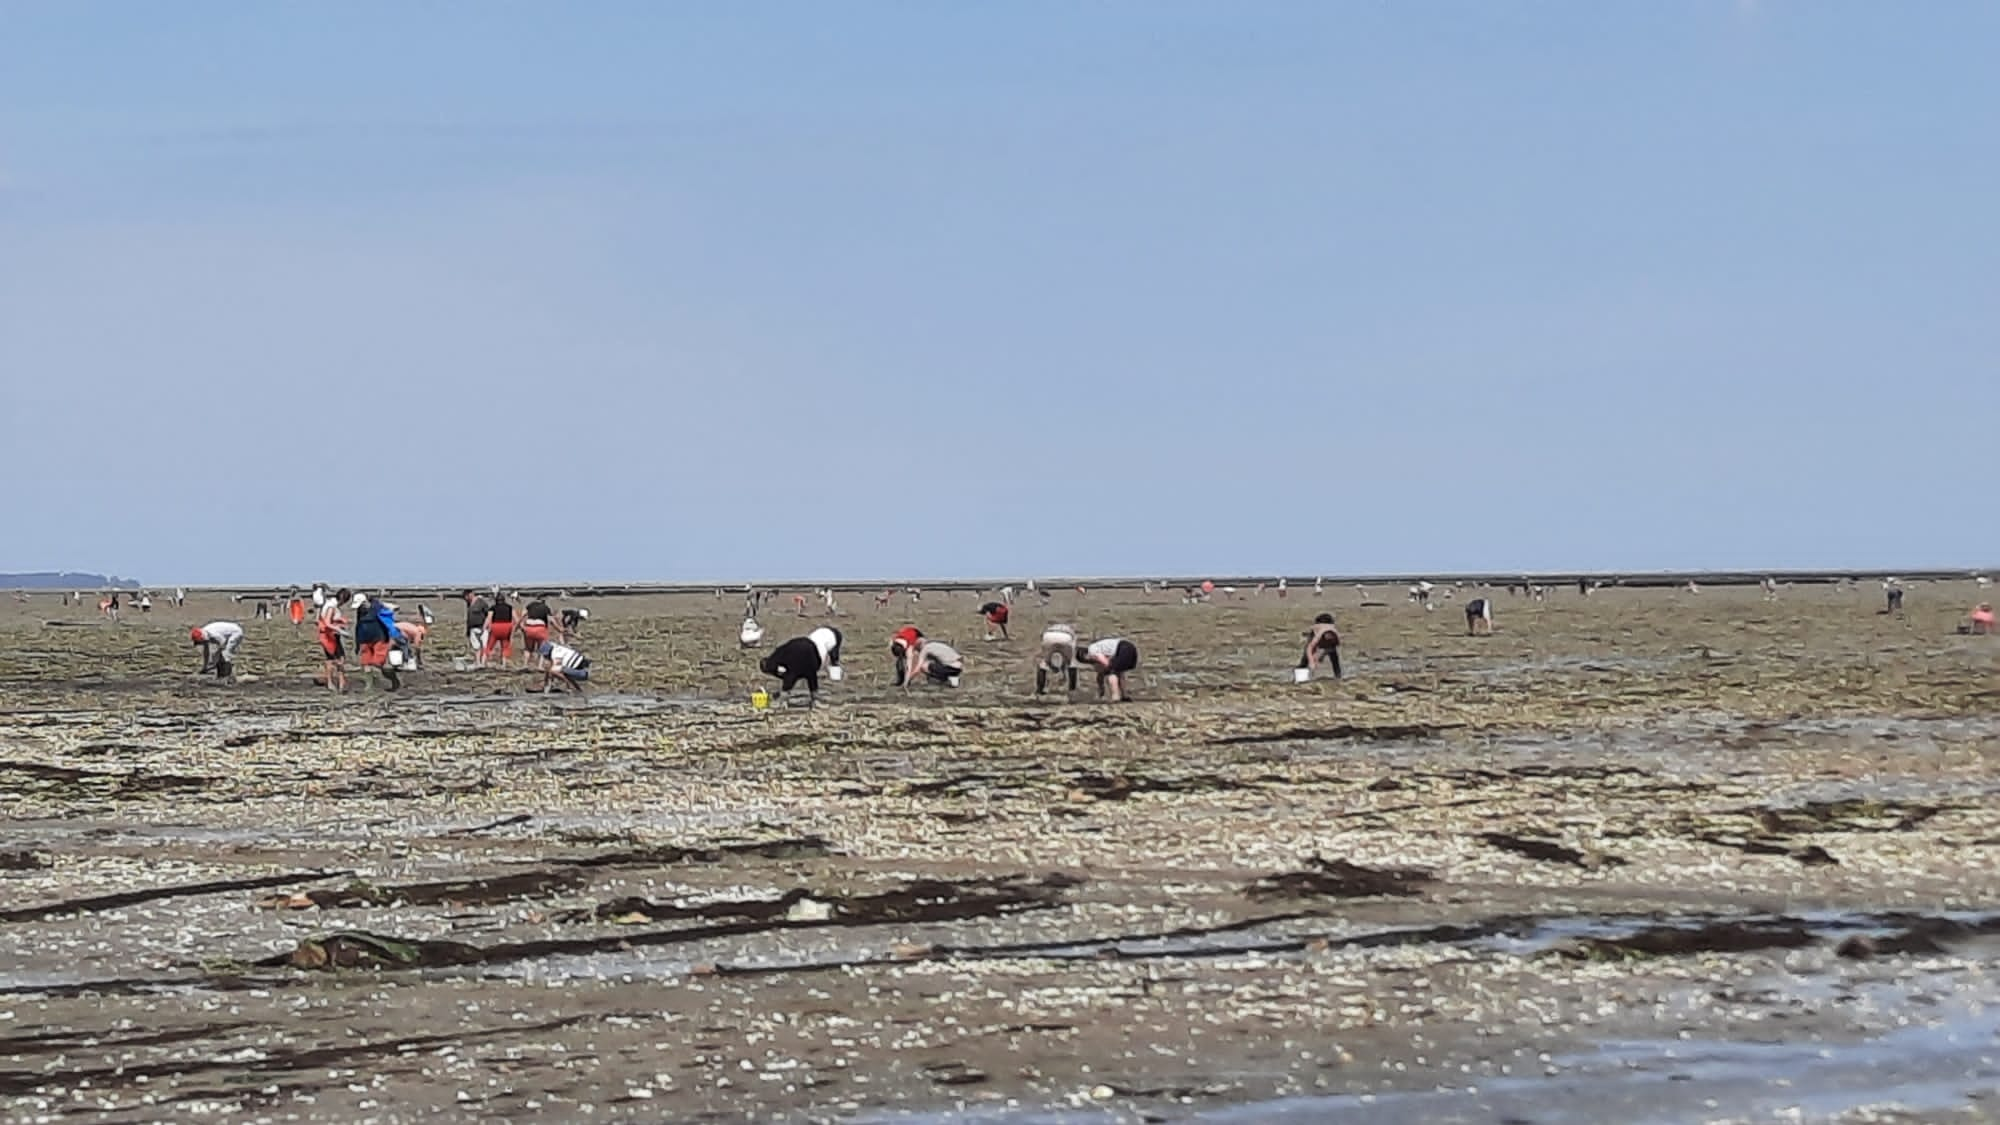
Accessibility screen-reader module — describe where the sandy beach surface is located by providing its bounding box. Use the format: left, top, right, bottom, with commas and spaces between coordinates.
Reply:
2, 580, 1998, 1122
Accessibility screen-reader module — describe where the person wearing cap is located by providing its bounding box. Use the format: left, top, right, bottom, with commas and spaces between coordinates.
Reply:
536, 639, 592, 694
1079, 636, 1139, 702
1037, 623, 1078, 694
190, 621, 245, 681
889, 626, 923, 686
1299, 613, 1342, 679
560, 607, 589, 635
903, 637, 964, 689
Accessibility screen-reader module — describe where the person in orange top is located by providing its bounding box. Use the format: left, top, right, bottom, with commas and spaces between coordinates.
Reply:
317, 590, 349, 693
288, 596, 306, 627
1972, 604, 1996, 635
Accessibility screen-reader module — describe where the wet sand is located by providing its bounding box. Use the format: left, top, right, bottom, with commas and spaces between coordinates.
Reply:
2, 581, 1998, 1122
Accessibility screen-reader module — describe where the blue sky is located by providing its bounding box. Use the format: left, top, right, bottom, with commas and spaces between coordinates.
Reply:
3, 2, 1995, 584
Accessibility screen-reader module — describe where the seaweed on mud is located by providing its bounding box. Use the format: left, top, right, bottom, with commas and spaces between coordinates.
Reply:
1691, 833, 1840, 865
1244, 856, 1434, 900
259, 870, 588, 910
1477, 831, 1626, 869
1551, 919, 1816, 961
262, 875, 1078, 972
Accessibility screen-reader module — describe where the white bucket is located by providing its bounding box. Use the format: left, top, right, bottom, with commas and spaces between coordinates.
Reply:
828, 666, 844, 682
1293, 667, 1311, 684
389, 650, 406, 668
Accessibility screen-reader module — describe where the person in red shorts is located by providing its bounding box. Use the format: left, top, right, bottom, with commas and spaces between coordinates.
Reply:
482, 594, 517, 668
317, 589, 349, 693
521, 596, 556, 655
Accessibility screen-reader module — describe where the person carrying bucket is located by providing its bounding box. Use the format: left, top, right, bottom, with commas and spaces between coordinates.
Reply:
355, 594, 403, 691
1298, 613, 1342, 680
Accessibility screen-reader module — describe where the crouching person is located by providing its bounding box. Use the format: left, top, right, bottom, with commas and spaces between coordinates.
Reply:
537, 640, 592, 694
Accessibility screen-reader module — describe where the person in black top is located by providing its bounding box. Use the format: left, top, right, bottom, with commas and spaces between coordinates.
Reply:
760, 635, 829, 704
483, 594, 517, 667
522, 597, 556, 653
463, 590, 490, 660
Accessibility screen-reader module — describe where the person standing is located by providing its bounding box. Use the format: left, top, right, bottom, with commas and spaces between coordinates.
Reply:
463, 590, 491, 663
317, 590, 349, 693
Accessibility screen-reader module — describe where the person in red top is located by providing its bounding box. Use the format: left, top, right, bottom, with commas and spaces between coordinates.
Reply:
979, 601, 1010, 641
317, 590, 349, 693
890, 626, 923, 686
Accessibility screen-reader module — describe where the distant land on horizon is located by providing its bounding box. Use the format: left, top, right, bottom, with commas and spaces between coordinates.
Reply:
1, 572, 140, 590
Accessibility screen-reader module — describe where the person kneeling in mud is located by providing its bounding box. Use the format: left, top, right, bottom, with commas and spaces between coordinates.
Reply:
536, 640, 592, 694
762, 634, 833, 704
191, 621, 245, 681
1300, 613, 1342, 679
1037, 623, 1079, 694
889, 626, 923, 686
903, 637, 964, 689
1079, 636, 1139, 702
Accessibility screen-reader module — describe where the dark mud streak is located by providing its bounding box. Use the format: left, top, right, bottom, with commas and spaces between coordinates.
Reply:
549, 835, 835, 868
1207, 724, 1457, 746
0, 1015, 606, 1097
0, 1021, 253, 1059
0, 761, 210, 797
0, 871, 348, 924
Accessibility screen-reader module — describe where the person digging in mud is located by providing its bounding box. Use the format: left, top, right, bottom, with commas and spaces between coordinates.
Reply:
191, 621, 245, 681
355, 595, 402, 691
1971, 604, 1996, 636
560, 607, 588, 635
809, 625, 844, 682
1300, 613, 1342, 679
903, 637, 965, 689
1465, 597, 1494, 636
979, 601, 1010, 641
536, 639, 591, 694
1037, 623, 1079, 694
395, 618, 428, 669
317, 591, 349, 693
889, 626, 923, 686
1079, 636, 1139, 702
761, 634, 832, 704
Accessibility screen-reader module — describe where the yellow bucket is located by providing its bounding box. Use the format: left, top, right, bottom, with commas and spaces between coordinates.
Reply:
751, 689, 770, 711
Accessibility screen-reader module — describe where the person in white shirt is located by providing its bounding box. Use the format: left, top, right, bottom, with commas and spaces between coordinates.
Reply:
1037, 624, 1079, 695
536, 640, 592, 694
808, 626, 844, 682
903, 639, 964, 689
1080, 636, 1139, 702
190, 621, 246, 680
